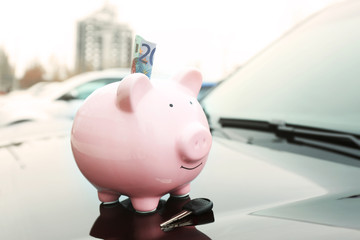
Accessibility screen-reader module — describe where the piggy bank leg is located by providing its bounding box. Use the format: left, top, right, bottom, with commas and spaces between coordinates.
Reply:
130, 197, 161, 213
98, 191, 120, 204
170, 183, 190, 197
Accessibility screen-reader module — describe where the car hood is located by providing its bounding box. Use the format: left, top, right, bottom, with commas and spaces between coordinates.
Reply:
1, 124, 360, 239
196, 137, 360, 239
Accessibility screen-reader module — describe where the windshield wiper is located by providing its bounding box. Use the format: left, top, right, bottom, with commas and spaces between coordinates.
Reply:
218, 118, 274, 132
218, 118, 360, 156
275, 125, 360, 149
219, 118, 360, 149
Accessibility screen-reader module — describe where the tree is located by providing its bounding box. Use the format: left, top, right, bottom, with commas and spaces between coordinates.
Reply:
19, 61, 45, 89
0, 48, 15, 93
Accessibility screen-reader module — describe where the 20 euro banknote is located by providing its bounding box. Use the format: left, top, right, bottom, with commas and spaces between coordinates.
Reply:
131, 35, 156, 78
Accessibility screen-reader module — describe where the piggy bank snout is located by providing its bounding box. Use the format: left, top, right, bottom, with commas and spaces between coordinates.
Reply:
177, 123, 212, 162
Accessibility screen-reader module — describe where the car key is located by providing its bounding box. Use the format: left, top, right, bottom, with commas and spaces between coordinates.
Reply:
160, 198, 213, 228
161, 210, 215, 232
161, 218, 194, 232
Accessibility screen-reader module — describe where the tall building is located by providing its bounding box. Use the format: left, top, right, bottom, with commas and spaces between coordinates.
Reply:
76, 4, 133, 73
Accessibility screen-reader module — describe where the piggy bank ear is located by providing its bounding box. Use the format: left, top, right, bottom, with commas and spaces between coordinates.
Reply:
116, 73, 152, 112
173, 68, 203, 97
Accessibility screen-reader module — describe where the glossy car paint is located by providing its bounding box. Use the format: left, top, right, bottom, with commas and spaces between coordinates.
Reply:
1, 120, 360, 239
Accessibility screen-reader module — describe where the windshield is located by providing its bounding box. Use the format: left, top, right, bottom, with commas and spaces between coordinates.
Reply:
202, 1, 360, 135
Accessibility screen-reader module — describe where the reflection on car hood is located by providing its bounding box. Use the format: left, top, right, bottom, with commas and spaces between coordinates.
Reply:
1, 126, 360, 239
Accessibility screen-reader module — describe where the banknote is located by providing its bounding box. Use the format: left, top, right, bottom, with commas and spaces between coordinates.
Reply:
131, 35, 156, 78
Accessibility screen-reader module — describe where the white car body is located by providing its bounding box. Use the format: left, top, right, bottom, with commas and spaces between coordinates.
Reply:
0, 68, 132, 126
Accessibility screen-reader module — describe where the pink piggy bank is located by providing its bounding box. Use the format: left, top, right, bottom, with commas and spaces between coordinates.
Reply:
71, 68, 212, 212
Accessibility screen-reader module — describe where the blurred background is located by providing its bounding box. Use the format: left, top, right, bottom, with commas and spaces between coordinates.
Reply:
0, 0, 344, 129
0, 0, 342, 93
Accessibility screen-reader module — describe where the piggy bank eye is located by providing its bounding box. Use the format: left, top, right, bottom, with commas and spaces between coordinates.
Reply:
189, 100, 193, 105
169, 104, 174, 107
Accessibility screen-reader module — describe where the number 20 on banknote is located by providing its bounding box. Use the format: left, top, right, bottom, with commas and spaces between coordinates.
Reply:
131, 35, 157, 78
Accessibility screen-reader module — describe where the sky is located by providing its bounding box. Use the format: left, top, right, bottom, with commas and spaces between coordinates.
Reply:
0, 0, 340, 81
